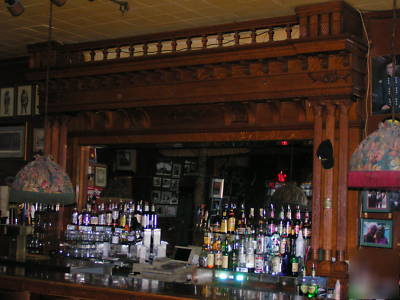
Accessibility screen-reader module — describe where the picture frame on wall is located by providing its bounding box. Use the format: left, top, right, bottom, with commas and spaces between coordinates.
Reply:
0, 87, 15, 117
95, 165, 107, 187
362, 190, 391, 213
153, 176, 161, 187
152, 190, 161, 203
17, 85, 32, 116
0, 126, 25, 158
116, 149, 136, 172
162, 178, 171, 189
172, 163, 181, 178
359, 218, 392, 248
210, 178, 224, 198
33, 128, 45, 153
156, 161, 172, 176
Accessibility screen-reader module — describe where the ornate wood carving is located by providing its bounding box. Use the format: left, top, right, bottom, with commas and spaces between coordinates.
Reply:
308, 71, 351, 83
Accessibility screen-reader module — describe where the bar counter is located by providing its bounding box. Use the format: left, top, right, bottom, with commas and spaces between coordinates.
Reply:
0, 262, 305, 300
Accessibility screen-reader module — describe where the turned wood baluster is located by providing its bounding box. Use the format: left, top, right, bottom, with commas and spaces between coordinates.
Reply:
320, 13, 330, 36
234, 31, 240, 46
186, 37, 192, 50
89, 49, 96, 62
286, 25, 293, 39
102, 48, 108, 61
217, 33, 223, 47
268, 28, 274, 42
311, 103, 323, 261
251, 29, 257, 44
143, 43, 148, 56
171, 39, 177, 53
202, 35, 208, 49
129, 45, 135, 57
157, 41, 162, 54
116, 46, 121, 59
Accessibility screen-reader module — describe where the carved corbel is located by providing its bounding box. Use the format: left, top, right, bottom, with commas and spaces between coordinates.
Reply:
277, 57, 288, 73
258, 59, 269, 74
293, 98, 307, 121
222, 102, 255, 126
239, 61, 251, 76
74, 111, 96, 130
95, 110, 114, 129
338, 51, 350, 67
266, 101, 281, 122
308, 71, 350, 83
119, 108, 151, 129
318, 54, 329, 69
221, 63, 232, 78
298, 55, 308, 71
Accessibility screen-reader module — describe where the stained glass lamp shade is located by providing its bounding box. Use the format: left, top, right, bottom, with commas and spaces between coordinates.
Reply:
9, 155, 75, 204
348, 120, 400, 189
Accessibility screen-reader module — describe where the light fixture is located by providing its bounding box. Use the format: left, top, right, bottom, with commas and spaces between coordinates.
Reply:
5, 0, 24, 16
9, 1, 75, 205
50, 0, 67, 7
348, 0, 399, 189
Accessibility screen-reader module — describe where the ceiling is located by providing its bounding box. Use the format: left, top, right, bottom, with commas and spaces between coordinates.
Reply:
0, 0, 392, 60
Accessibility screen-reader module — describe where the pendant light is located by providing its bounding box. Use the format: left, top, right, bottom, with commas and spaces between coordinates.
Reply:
9, 1, 75, 205
348, 0, 400, 189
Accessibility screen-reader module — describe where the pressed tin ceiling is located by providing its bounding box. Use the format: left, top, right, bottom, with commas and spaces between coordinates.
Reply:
0, 0, 392, 60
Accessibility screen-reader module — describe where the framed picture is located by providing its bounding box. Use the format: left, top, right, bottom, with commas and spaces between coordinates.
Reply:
210, 178, 224, 198
388, 191, 400, 211
362, 190, 391, 213
17, 85, 32, 116
172, 163, 182, 178
0, 87, 15, 117
33, 128, 45, 153
153, 176, 161, 187
161, 191, 171, 204
0, 126, 25, 158
162, 178, 171, 189
164, 205, 177, 217
95, 165, 107, 187
170, 192, 179, 205
152, 190, 161, 203
156, 161, 172, 176
170, 179, 179, 192
116, 149, 136, 171
359, 218, 392, 248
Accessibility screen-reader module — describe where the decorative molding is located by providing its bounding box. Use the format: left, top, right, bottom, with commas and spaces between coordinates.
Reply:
308, 71, 350, 83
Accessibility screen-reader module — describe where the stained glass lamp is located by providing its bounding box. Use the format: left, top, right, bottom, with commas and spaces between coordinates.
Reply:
9, 155, 75, 204
348, 120, 400, 189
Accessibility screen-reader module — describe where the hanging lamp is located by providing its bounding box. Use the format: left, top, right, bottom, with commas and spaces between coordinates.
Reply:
9, 1, 75, 205
348, 0, 400, 189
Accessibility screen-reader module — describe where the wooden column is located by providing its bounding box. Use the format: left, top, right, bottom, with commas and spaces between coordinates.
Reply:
334, 100, 351, 273
317, 102, 336, 275
311, 103, 323, 261
58, 116, 70, 169
50, 118, 60, 161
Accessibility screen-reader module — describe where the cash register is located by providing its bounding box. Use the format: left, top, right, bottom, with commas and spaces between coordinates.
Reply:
131, 245, 201, 282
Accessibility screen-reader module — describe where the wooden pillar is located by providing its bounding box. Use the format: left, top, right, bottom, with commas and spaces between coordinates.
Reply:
44, 119, 52, 156
58, 116, 70, 169
334, 100, 351, 273
311, 103, 323, 261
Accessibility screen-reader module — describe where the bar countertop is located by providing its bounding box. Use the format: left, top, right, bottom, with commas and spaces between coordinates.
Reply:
0, 262, 306, 300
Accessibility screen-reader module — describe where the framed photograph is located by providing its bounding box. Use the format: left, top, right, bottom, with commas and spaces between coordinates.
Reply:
95, 165, 107, 187
170, 192, 179, 205
152, 190, 161, 203
388, 191, 400, 211
0, 126, 25, 158
362, 190, 391, 213
172, 163, 182, 178
162, 178, 171, 189
116, 149, 136, 171
184, 159, 197, 174
164, 205, 177, 217
156, 161, 172, 176
170, 179, 179, 192
33, 128, 45, 153
210, 178, 224, 198
0, 87, 15, 117
161, 191, 171, 204
360, 218, 392, 248
17, 85, 32, 116
153, 176, 161, 187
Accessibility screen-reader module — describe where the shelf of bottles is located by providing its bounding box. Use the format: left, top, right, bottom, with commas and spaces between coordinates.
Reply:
197, 203, 312, 277
62, 200, 161, 260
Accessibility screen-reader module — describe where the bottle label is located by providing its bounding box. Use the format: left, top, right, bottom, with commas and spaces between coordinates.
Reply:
111, 235, 119, 244
237, 227, 246, 235
292, 262, 299, 273
271, 256, 281, 274
245, 253, 255, 268
207, 253, 215, 268
222, 255, 229, 269
215, 253, 223, 267
90, 216, 99, 225
254, 256, 264, 273
303, 228, 311, 238
99, 214, 106, 225
227, 217, 235, 232
220, 220, 227, 233
280, 238, 287, 255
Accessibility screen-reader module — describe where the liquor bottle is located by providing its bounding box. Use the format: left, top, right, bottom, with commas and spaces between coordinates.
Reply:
247, 208, 255, 235
227, 205, 236, 234
207, 242, 215, 269
278, 206, 285, 236
258, 208, 266, 234
231, 235, 239, 271
112, 203, 120, 227
290, 242, 299, 277
245, 238, 255, 273
105, 201, 113, 226
90, 201, 99, 225
255, 232, 264, 274
141, 202, 150, 229
151, 204, 158, 229
285, 205, 293, 240
280, 238, 290, 276
134, 201, 143, 225
214, 235, 223, 269
302, 209, 312, 241
82, 208, 91, 226
119, 203, 127, 228
221, 237, 230, 270
220, 205, 228, 234
308, 264, 319, 298
71, 207, 79, 225
236, 203, 247, 235
199, 244, 209, 268
293, 205, 302, 238
238, 238, 247, 272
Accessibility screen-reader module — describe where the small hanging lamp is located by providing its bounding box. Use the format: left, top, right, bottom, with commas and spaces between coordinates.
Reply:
9, 155, 75, 204
348, 120, 400, 189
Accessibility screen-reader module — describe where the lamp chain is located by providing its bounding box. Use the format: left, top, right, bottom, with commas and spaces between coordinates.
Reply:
44, 1, 53, 154
391, 0, 397, 121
